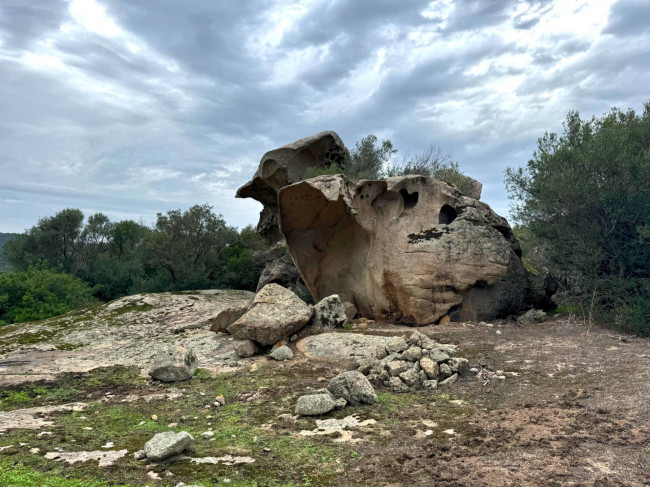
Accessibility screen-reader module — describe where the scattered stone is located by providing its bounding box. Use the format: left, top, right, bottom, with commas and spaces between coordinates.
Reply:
439, 373, 458, 386
327, 371, 378, 405
399, 368, 420, 387
148, 346, 198, 382
295, 394, 338, 416
422, 380, 438, 390
402, 345, 422, 361
202, 431, 215, 439
419, 357, 439, 380
388, 376, 410, 393
386, 336, 408, 353
449, 357, 470, 376
215, 395, 226, 406
101, 442, 114, 448
227, 284, 313, 345
233, 339, 259, 358
518, 308, 547, 324
0, 403, 87, 434
44, 449, 128, 467
387, 360, 408, 377
144, 431, 195, 461
134, 450, 147, 460
312, 295, 346, 328
270, 345, 294, 361
439, 363, 452, 380
427, 348, 451, 363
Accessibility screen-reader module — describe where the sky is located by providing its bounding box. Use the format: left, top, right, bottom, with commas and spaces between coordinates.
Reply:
0, 0, 649, 233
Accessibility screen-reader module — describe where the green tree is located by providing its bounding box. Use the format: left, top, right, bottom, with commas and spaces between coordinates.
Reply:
0, 265, 96, 325
142, 204, 231, 289
4, 208, 84, 273
505, 104, 650, 335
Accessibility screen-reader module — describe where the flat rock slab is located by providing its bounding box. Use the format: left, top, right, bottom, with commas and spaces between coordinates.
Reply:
297, 333, 392, 363
0, 290, 257, 386
0, 403, 87, 434
44, 449, 128, 467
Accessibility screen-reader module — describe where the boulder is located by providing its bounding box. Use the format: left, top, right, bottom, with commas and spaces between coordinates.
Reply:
144, 431, 194, 461
236, 131, 351, 244
148, 346, 198, 382
254, 242, 304, 293
270, 345, 294, 361
295, 393, 339, 416
312, 295, 346, 328
227, 284, 313, 346
209, 304, 252, 334
327, 371, 378, 405
232, 339, 259, 358
278, 175, 528, 325
517, 308, 547, 324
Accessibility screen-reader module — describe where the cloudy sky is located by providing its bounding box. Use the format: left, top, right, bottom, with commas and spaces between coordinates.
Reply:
1, 0, 648, 233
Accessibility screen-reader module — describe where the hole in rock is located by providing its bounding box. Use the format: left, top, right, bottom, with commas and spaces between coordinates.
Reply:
438, 204, 457, 224
399, 189, 419, 210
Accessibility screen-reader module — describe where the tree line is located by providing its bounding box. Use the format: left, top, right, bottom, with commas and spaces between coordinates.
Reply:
1, 205, 268, 325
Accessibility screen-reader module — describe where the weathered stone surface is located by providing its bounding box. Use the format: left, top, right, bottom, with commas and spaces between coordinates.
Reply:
450, 357, 470, 376
278, 174, 527, 325
148, 346, 198, 382
227, 284, 313, 346
144, 431, 194, 461
386, 336, 409, 353
295, 393, 338, 416
419, 357, 439, 380
236, 131, 351, 244
518, 309, 547, 324
388, 376, 409, 393
312, 295, 346, 328
327, 371, 377, 405
270, 345, 294, 361
254, 242, 304, 293
232, 339, 259, 358
209, 303, 252, 334
343, 301, 358, 320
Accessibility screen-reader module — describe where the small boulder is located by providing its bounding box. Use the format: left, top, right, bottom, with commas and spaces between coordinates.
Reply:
295, 394, 338, 416
439, 363, 452, 380
402, 345, 422, 361
449, 357, 470, 376
399, 368, 419, 387
312, 295, 346, 328
386, 336, 408, 353
209, 304, 251, 333
327, 371, 378, 405
517, 309, 547, 324
149, 346, 198, 382
419, 357, 439, 380
386, 360, 408, 377
270, 345, 293, 361
233, 339, 259, 358
439, 373, 458, 386
144, 431, 194, 461
427, 348, 451, 363
388, 376, 409, 393
227, 284, 313, 346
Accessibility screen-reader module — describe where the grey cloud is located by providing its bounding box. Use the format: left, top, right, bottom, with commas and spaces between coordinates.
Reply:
604, 0, 650, 37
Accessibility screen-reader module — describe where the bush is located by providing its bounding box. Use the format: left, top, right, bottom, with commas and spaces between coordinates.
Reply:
0, 266, 97, 325
505, 103, 650, 335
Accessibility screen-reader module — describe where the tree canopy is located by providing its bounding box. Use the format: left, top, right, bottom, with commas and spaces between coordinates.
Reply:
505, 103, 650, 334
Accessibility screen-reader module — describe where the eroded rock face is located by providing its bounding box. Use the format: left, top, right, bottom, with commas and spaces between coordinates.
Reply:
236, 131, 350, 244
279, 175, 527, 325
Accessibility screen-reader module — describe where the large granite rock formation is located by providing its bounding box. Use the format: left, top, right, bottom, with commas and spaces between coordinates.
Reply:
236, 131, 350, 244
278, 174, 528, 324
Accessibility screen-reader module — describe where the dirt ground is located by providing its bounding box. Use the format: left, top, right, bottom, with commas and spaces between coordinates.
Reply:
0, 314, 648, 487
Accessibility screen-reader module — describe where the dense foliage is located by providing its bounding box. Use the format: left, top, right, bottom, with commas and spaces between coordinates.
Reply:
0, 265, 96, 325
305, 135, 475, 195
506, 104, 650, 335
2, 205, 268, 309
0, 233, 17, 272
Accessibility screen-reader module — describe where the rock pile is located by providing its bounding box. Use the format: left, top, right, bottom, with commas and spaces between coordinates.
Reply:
359, 331, 470, 393
295, 371, 377, 416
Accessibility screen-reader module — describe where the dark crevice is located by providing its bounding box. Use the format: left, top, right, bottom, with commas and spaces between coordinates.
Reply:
438, 204, 457, 224
399, 189, 419, 210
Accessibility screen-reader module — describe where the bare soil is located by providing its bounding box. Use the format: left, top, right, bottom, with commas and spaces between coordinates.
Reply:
0, 311, 648, 486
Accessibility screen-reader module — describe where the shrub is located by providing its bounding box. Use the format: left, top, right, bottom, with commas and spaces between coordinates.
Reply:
0, 265, 97, 325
